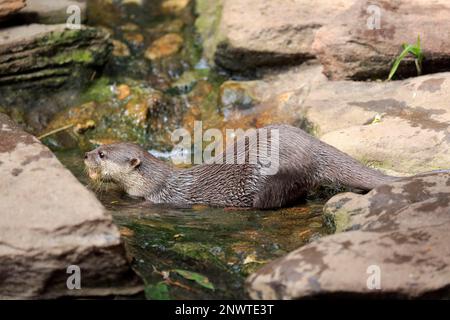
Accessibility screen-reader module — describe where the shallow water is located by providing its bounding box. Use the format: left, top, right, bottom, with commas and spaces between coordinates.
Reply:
46, 0, 334, 299
56, 149, 329, 299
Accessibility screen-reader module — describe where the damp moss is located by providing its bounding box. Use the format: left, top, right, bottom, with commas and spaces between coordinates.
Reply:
324, 209, 351, 233
38, 29, 83, 46
53, 50, 95, 64
81, 77, 114, 102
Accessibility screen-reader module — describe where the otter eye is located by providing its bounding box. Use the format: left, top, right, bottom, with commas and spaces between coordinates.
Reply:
98, 151, 105, 159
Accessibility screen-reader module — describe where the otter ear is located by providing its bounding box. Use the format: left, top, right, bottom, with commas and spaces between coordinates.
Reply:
129, 158, 141, 169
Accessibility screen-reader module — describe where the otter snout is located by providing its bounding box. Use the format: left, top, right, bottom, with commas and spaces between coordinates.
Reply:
84, 150, 102, 180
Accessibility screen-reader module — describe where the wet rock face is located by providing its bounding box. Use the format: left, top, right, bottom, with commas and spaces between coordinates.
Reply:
0, 114, 142, 298
0, 24, 112, 129
313, 0, 450, 80
246, 172, 450, 299
210, 0, 354, 71
0, 0, 25, 18
0, 24, 111, 91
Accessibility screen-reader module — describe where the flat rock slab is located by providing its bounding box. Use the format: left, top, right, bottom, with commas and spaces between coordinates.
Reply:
213, 0, 354, 71
0, 114, 142, 298
0, 23, 111, 90
313, 0, 450, 80
247, 172, 450, 299
304, 73, 450, 175
17, 0, 87, 24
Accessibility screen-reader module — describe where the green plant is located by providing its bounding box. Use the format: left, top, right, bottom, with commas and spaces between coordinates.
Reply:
387, 35, 424, 81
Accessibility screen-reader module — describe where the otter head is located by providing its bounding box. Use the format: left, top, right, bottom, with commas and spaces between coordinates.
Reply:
84, 142, 149, 197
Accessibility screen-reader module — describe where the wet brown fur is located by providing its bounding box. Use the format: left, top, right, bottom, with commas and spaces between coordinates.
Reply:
84, 125, 397, 209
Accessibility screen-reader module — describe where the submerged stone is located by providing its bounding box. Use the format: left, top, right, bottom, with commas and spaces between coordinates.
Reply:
145, 33, 184, 60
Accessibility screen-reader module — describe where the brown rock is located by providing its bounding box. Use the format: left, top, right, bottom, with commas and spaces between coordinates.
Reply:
161, 0, 190, 14
0, 0, 25, 18
125, 99, 149, 125
247, 172, 450, 299
0, 24, 111, 90
112, 39, 131, 57
312, 0, 450, 80
117, 84, 131, 100
0, 114, 142, 298
144, 33, 183, 60
213, 0, 354, 71
123, 32, 144, 47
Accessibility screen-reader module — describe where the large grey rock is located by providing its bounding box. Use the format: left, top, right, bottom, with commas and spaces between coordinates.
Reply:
247, 172, 450, 299
0, 114, 142, 299
312, 0, 450, 80
198, 0, 354, 71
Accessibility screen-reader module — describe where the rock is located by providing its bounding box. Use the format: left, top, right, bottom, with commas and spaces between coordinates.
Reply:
0, 0, 25, 18
144, 33, 183, 60
203, 0, 354, 71
86, 0, 122, 28
301, 73, 450, 175
117, 84, 131, 100
220, 81, 259, 110
0, 24, 111, 91
17, 0, 87, 24
247, 172, 450, 299
313, 0, 450, 80
123, 32, 144, 48
122, 0, 143, 5
124, 99, 149, 125
217, 62, 327, 130
171, 70, 201, 94
41, 80, 175, 151
147, 18, 184, 34
112, 39, 131, 57
120, 22, 140, 32
0, 114, 142, 298
161, 0, 190, 14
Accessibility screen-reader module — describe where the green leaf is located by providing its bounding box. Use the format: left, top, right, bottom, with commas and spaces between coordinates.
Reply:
388, 45, 413, 81
173, 269, 215, 290
388, 34, 424, 81
144, 281, 170, 300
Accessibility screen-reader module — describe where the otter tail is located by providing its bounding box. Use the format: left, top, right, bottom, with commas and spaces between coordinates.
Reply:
318, 144, 399, 191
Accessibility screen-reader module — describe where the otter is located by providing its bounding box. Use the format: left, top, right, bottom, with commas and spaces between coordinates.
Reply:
84, 124, 397, 209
